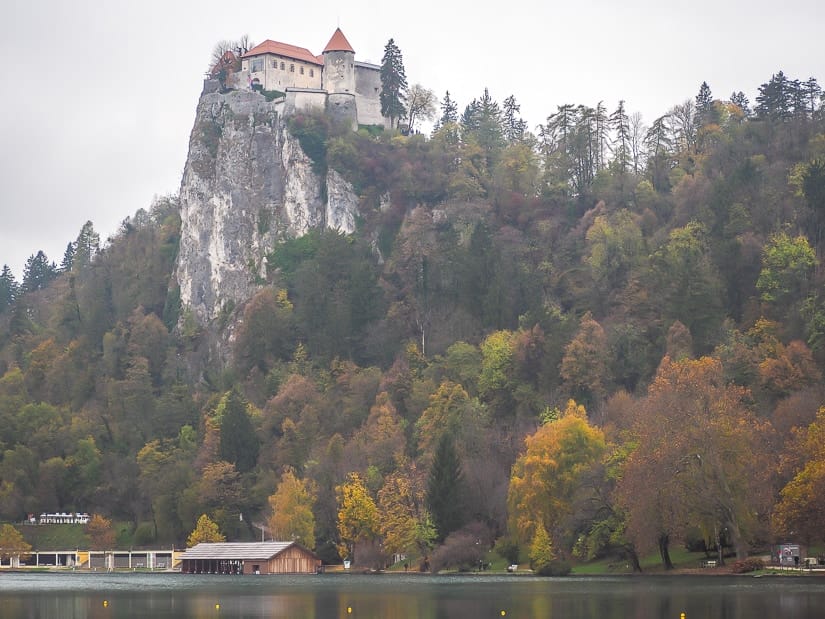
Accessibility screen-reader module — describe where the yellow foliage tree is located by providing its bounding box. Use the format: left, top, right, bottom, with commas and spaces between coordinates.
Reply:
773, 407, 825, 543
336, 472, 378, 564
187, 514, 225, 547
507, 399, 606, 548
0, 524, 32, 565
267, 468, 317, 549
528, 523, 555, 574
377, 465, 434, 558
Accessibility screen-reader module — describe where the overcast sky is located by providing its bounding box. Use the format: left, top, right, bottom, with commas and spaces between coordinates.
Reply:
2, 0, 823, 278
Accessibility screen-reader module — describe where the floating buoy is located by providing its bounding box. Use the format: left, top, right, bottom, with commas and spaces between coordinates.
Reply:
103, 600, 108, 607
215, 603, 220, 610
347, 607, 352, 614
501, 611, 507, 616
680, 614, 686, 619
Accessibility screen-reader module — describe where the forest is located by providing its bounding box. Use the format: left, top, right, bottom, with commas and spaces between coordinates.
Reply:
2, 69, 825, 573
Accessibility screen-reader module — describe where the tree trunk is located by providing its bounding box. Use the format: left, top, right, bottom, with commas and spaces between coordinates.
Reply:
659, 534, 675, 570
625, 546, 643, 572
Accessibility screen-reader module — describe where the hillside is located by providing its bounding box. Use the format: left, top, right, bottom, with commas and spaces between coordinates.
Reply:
1, 71, 825, 570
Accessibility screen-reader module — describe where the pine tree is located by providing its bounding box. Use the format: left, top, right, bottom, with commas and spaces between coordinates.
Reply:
0, 265, 19, 314
694, 81, 714, 126
802, 77, 822, 117
426, 433, 466, 541
21, 250, 57, 292
730, 91, 751, 116
380, 38, 408, 129
502, 95, 527, 143
74, 221, 100, 270
755, 71, 793, 120
438, 91, 458, 127
218, 389, 259, 473
60, 243, 75, 272
610, 100, 631, 173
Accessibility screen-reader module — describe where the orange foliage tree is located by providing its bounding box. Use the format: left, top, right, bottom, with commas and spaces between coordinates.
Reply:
617, 356, 771, 567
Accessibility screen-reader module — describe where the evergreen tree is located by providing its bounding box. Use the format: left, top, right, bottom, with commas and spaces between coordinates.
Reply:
219, 389, 259, 474
755, 71, 793, 120
460, 99, 480, 132
426, 433, 466, 541
74, 220, 101, 270
610, 100, 632, 173
730, 91, 751, 116
379, 38, 408, 129
472, 88, 505, 171
438, 90, 458, 127
802, 77, 822, 117
21, 250, 57, 292
60, 243, 75, 272
502, 95, 527, 143
694, 81, 714, 125
0, 265, 19, 314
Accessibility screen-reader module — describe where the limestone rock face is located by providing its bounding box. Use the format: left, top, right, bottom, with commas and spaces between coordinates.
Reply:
176, 87, 358, 325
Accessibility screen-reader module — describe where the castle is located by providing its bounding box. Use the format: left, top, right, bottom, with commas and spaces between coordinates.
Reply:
225, 28, 387, 128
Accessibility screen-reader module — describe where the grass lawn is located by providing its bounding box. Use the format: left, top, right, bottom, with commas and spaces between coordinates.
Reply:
572, 547, 714, 575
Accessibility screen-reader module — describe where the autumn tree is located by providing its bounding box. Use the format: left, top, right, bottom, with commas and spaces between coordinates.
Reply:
529, 523, 559, 575
773, 407, 825, 544
617, 356, 771, 566
377, 466, 435, 560
187, 513, 225, 546
86, 514, 116, 550
507, 400, 606, 553
0, 524, 31, 565
336, 472, 379, 565
560, 313, 608, 408
349, 391, 406, 476
268, 468, 317, 548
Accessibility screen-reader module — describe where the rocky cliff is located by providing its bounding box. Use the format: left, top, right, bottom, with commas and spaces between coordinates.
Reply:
175, 86, 359, 326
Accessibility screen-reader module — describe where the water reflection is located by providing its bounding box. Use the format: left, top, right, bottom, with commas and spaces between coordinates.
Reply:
1, 573, 825, 619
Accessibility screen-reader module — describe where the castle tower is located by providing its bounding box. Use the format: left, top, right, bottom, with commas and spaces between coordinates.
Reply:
322, 28, 356, 94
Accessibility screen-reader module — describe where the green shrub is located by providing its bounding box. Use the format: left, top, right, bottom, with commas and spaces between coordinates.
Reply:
534, 560, 572, 576
261, 89, 284, 102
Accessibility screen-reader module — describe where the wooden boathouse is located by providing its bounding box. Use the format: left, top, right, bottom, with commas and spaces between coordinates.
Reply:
178, 542, 321, 575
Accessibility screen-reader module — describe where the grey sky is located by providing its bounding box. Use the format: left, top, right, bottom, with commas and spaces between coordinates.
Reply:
2, 0, 823, 278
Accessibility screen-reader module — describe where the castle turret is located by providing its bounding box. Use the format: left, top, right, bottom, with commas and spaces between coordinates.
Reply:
322, 28, 356, 94
322, 28, 357, 128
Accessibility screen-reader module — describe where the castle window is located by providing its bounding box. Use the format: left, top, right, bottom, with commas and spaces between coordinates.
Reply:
290, 64, 294, 72
251, 58, 263, 73
300, 66, 305, 75
310, 69, 314, 77
272, 60, 277, 68
280, 62, 285, 70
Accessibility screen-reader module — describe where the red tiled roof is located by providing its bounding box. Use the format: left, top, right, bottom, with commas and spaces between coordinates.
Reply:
243, 40, 323, 66
322, 28, 355, 54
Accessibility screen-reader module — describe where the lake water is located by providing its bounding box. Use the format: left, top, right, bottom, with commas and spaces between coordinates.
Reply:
1, 572, 824, 618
